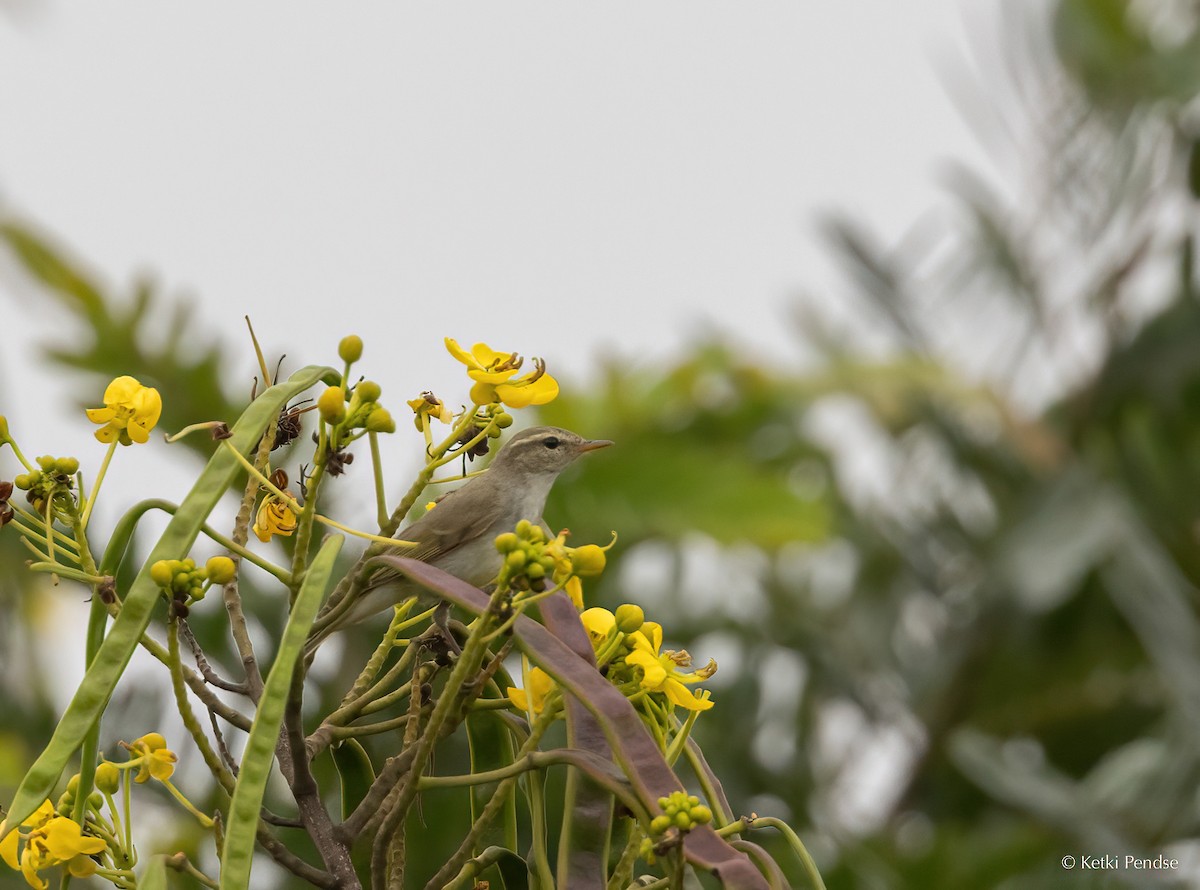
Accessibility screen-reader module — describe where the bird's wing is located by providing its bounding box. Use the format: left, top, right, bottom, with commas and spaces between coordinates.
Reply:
365, 488, 496, 587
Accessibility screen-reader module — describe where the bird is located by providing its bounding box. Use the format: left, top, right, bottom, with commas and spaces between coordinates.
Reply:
307, 425, 611, 651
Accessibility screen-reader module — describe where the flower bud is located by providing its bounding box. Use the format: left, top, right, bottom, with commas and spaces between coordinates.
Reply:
494, 532, 519, 553
37, 455, 56, 471
66, 773, 81, 794
570, 544, 607, 577
506, 550, 527, 570
0, 415, 8, 440
614, 604, 645, 634
526, 562, 546, 580
150, 561, 174, 590
338, 335, 364, 363
690, 804, 713, 824
94, 762, 121, 795
356, 381, 382, 403
365, 408, 396, 434
650, 814, 672, 835
13, 474, 31, 490
206, 556, 237, 585
494, 412, 514, 429
318, 386, 347, 424
515, 519, 534, 539
56, 457, 80, 475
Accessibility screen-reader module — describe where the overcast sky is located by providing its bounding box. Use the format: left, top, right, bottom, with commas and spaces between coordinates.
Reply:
0, 0, 992, 524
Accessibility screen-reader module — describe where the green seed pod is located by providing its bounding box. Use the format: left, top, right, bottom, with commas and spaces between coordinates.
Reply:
94, 762, 121, 795
338, 334, 364, 363
614, 604, 645, 634
318, 386, 347, 424
150, 561, 174, 587
206, 556, 237, 585
494, 532, 519, 553
356, 380, 382, 403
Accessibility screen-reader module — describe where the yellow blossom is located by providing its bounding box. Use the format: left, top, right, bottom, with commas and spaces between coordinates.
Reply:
445, 338, 559, 409
1, 800, 105, 890
85, 376, 162, 445
507, 666, 555, 715
626, 622, 716, 712
127, 732, 178, 783
581, 607, 617, 650
253, 494, 298, 542
407, 392, 454, 427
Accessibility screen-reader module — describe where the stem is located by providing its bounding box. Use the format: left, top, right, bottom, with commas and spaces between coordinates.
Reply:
161, 779, 214, 828
168, 615, 237, 795
369, 431, 388, 529
748, 816, 828, 890
80, 440, 118, 530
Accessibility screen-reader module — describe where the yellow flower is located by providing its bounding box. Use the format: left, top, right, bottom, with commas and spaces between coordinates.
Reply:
253, 494, 298, 542
507, 666, 555, 715
85, 376, 162, 446
445, 338, 559, 409
407, 392, 454, 427
127, 732, 178, 783
1, 800, 105, 890
626, 622, 716, 711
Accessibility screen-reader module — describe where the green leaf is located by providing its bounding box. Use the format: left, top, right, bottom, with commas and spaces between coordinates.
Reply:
2, 365, 338, 834
219, 533, 343, 890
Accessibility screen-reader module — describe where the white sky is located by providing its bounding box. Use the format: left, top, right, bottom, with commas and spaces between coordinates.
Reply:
0, 0, 990, 525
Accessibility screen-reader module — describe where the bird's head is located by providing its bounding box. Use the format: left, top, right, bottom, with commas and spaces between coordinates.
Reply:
490, 426, 612, 479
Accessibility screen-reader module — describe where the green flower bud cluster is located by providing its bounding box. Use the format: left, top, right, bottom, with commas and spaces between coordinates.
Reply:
495, 520, 556, 590
482, 403, 514, 439
149, 556, 233, 613
638, 791, 714, 863
57, 772, 103, 816
323, 380, 396, 439
13, 456, 80, 512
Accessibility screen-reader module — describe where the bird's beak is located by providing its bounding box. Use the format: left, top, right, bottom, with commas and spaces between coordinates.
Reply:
579, 439, 613, 453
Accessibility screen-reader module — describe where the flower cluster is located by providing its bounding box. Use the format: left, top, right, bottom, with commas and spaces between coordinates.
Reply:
150, 556, 235, 614
12, 456, 79, 515
0, 800, 106, 890
638, 792, 714, 864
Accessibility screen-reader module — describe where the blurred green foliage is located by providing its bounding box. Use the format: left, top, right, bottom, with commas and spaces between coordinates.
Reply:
2, 0, 1199, 887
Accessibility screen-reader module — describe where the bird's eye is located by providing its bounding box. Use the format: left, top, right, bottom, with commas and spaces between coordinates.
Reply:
543, 437, 560, 449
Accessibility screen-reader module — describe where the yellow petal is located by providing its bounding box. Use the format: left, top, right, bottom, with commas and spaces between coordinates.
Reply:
663, 679, 715, 711
126, 422, 151, 445
85, 407, 115, 424
469, 381, 498, 405
470, 342, 510, 367
93, 425, 119, 444
0, 822, 19, 870
627, 649, 667, 689
581, 608, 616, 640
467, 368, 517, 384
507, 687, 529, 711
67, 855, 98, 878
444, 338, 481, 369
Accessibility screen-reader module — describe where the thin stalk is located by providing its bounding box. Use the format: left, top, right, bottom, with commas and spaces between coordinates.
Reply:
80, 440, 118, 530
